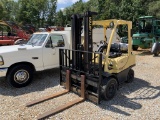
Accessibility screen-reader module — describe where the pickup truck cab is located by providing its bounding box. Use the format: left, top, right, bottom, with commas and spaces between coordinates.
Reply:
0, 30, 72, 87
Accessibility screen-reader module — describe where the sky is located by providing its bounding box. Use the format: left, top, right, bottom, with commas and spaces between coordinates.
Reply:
57, 0, 89, 11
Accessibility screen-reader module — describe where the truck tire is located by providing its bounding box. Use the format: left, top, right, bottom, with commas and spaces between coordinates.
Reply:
154, 52, 159, 56
126, 69, 134, 83
152, 42, 160, 56
7, 64, 33, 88
151, 43, 158, 53
101, 78, 118, 100
132, 45, 138, 51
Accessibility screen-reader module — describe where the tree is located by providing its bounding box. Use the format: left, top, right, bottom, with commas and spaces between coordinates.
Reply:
46, 0, 57, 26
0, 2, 4, 19
54, 10, 65, 26
17, 0, 57, 28
148, 1, 160, 17
0, 0, 18, 21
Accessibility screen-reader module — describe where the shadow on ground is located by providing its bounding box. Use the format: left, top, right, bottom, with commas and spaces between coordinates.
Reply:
133, 49, 160, 57
0, 68, 60, 96
0, 70, 159, 117
133, 49, 152, 56
98, 77, 160, 116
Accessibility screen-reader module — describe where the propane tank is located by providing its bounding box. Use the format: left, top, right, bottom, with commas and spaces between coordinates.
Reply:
119, 43, 128, 52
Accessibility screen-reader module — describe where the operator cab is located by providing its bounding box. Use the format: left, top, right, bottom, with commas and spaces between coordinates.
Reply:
95, 24, 128, 58
137, 16, 154, 33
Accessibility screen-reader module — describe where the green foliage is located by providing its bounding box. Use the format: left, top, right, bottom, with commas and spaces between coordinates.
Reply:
0, 3, 3, 19
17, 0, 57, 28
55, 10, 65, 26
58, 0, 156, 26
0, 0, 18, 21
46, 0, 57, 26
0, 0, 159, 29
148, 1, 160, 17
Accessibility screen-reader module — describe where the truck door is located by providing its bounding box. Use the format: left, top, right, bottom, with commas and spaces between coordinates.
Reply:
42, 34, 66, 69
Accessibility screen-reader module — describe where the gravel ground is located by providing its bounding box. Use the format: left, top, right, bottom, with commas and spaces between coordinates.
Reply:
0, 49, 160, 120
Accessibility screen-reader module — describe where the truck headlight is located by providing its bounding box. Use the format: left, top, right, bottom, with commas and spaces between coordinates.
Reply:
0, 56, 4, 65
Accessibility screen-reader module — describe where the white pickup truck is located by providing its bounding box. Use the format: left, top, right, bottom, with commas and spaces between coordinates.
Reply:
0, 27, 118, 88
0, 30, 72, 88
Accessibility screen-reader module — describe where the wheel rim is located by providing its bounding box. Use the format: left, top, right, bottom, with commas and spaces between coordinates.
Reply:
14, 69, 29, 84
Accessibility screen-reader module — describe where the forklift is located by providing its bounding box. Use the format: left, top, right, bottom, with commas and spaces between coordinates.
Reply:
26, 11, 136, 119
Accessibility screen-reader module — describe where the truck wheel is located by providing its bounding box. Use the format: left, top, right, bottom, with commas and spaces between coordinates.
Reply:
154, 52, 159, 56
126, 69, 134, 83
101, 78, 118, 100
154, 53, 158, 56
132, 45, 138, 51
7, 65, 33, 88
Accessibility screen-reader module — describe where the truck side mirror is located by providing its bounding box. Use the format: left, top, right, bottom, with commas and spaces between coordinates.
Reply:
45, 37, 54, 48
56, 40, 64, 47
52, 43, 57, 47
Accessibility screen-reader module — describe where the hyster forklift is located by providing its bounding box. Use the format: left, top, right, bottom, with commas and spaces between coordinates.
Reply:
26, 11, 136, 119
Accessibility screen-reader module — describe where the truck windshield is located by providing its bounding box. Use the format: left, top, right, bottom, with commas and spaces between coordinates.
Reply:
138, 19, 152, 33
27, 34, 47, 46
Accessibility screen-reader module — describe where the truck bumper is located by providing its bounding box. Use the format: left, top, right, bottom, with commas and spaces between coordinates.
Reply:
0, 68, 8, 77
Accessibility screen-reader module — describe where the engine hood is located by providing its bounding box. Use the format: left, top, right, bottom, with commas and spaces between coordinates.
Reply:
0, 45, 41, 54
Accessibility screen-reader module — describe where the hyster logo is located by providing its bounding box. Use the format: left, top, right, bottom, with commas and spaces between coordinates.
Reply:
89, 17, 92, 36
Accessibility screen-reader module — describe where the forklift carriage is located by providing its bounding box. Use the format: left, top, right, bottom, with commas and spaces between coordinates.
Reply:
59, 49, 103, 104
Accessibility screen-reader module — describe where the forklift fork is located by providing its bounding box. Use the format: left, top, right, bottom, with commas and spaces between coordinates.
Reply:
26, 70, 86, 120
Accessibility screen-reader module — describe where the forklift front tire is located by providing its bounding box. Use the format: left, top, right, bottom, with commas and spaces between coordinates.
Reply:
101, 78, 118, 100
126, 69, 134, 83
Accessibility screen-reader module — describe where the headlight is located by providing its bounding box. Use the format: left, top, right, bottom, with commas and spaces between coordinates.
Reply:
0, 56, 4, 65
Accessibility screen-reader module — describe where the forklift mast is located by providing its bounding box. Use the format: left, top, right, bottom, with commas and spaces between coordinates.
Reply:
71, 14, 83, 50
71, 11, 97, 70
71, 14, 83, 68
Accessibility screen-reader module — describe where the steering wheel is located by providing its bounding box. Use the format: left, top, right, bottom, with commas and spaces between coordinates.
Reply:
100, 40, 107, 44
97, 40, 108, 52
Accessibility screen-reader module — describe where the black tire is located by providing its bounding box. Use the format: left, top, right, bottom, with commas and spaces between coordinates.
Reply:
126, 69, 134, 83
101, 78, 118, 100
7, 64, 33, 88
132, 45, 138, 51
151, 43, 158, 53
154, 52, 159, 56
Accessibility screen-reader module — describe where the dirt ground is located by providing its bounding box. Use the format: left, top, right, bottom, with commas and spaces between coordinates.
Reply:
0, 49, 159, 120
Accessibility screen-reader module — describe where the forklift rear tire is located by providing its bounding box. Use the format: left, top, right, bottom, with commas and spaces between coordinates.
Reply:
101, 78, 118, 100
126, 69, 134, 83
132, 45, 138, 51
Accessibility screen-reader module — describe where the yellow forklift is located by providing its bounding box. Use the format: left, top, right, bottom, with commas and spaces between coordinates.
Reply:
26, 11, 136, 119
